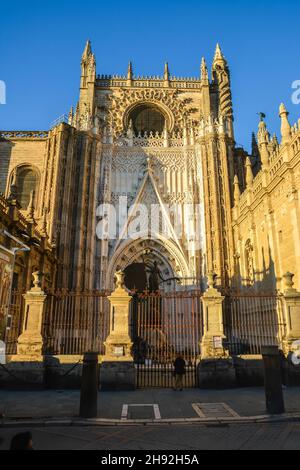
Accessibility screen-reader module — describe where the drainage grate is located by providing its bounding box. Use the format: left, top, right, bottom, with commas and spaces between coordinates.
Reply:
192, 403, 240, 419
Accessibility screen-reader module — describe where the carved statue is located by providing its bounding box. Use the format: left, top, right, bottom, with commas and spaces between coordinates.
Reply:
144, 261, 164, 292
115, 270, 125, 289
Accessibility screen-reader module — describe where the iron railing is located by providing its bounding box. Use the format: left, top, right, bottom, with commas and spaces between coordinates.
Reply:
42, 291, 110, 355
1, 289, 287, 363
224, 293, 286, 355
130, 291, 204, 388
3, 290, 25, 355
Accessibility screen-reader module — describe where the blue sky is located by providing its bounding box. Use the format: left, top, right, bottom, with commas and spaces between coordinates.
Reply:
0, 0, 299, 150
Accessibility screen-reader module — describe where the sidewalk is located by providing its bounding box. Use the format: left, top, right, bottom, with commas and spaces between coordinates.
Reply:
1, 387, 300, 424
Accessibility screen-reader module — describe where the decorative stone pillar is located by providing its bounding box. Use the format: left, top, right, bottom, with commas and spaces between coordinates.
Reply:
281, 272, 300, 355
103, 271, 133, 361
201, 272, 227, 358
14, 272, 47, 362
100, 271, 135, 390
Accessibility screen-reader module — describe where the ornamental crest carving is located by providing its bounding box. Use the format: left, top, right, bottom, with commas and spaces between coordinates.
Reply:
105, 88, 198, 137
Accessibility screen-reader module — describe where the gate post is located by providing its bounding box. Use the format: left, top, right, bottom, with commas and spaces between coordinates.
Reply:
281, 273, 300, 352
100, 271, 135, 390
198, 273, 235, 388
200, 273, 227, 358
13, 271, 47, 362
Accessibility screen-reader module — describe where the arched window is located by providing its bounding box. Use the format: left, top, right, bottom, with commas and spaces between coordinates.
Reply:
129, 105, 165, 135
15, 167, 38, 209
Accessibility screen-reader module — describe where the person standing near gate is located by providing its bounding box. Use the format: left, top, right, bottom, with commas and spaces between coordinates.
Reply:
173, 355, 186, 391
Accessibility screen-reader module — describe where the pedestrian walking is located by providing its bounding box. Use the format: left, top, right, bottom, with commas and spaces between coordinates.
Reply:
173, 355, 186, 391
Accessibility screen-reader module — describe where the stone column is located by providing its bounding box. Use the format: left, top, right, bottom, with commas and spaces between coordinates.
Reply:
14, 272, 47, 362
100, 271, 135, 390
281, 272, 300, 355
201, 273, 227, 358
198, 273, 234, 389
103, 271, 133, 360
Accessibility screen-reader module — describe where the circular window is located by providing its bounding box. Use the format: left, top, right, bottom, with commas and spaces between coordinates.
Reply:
129, 105, 165, 135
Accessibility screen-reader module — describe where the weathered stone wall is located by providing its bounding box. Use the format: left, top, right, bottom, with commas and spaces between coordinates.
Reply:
232, 111, 300, 291
0, 138, 47, 197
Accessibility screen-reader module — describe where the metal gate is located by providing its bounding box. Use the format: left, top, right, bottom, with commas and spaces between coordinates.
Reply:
130, 291, 203, 388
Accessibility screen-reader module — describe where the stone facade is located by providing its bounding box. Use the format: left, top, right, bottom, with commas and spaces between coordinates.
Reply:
0, 41, 299, 296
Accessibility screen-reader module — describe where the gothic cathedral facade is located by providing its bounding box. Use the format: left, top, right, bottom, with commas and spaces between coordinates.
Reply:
1, 42, 300, 295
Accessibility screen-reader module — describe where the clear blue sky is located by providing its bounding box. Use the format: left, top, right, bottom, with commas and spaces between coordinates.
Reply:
0, 0, 299, 151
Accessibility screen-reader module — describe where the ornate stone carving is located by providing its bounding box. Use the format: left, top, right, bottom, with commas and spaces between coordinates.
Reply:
106, 88, 197, 137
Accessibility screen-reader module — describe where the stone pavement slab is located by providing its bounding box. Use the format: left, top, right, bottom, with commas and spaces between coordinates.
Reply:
1, 423, 300, 450
0, 387, 300, 421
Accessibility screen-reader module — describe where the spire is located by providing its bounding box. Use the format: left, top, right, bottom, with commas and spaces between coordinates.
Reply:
26, 190, 35, 223
245, 157, 253, 187
164, 62, 170, 84
234, 175, 240, 204
279, 102, 291, 144
257, 115, 270, 168
251, 132, 259, 159
127, 61, 133, 80
213, 43, 227, 66
82, 40, 92, 62
201, 57, 208, 81
68, 106, 74, 126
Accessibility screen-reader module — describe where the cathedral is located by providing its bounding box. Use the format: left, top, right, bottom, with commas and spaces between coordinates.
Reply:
1, 42, 300, 387
2, 41, 299, 295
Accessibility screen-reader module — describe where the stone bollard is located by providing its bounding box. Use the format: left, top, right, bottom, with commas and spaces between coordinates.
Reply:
262, 346, 285, 415
79, 352, 99, 419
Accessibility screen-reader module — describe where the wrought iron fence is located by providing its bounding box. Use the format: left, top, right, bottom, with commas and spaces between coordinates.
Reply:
1, 288, 288, 365
224, 293, 286, 355
3, 290, 25, 355
43, 291, 110, 355
130, 291, 204, 388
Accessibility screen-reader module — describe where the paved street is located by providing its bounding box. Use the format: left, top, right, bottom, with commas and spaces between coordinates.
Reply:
0, 387, 300, 420
1, 422, 300, 450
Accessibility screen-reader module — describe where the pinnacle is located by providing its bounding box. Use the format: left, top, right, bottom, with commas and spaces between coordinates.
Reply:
82, 40, 92, 60
279, 102, 288, 115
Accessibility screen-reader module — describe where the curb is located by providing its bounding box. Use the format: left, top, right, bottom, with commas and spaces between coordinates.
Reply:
1, 413, 300, 428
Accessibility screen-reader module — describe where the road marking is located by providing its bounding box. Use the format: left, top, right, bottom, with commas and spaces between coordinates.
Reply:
192, 403, 240, 419
121, 404, 162, 421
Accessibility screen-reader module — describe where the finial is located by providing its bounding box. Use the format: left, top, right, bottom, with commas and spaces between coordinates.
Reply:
213, 43, 226, 64
279, 102, 291, 144
234, 175, 240, 204
68, 106, 74, 126
251, 132, 259, 158
257, 114, 269, 144
31, 271, 44, 292
115, 270, 125, 290
207, 271, 217, 289
201, 57, 208, 80
127, 61, 133, 81
82, 40, 92, 61
245, 157, 253, 186
257, 112, 266, 122
164, 62, 170, 81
